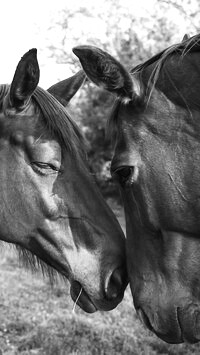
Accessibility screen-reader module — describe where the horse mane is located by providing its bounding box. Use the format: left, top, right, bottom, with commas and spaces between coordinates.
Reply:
131, 33, 200, 101
33, 87, 86, 157
0, 84, 86, 158
108, 33, 200, 137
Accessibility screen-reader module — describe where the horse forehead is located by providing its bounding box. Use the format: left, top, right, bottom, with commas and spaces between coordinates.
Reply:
0, 111, 62, 159
114, 103, 149, 149
0, 98, 39, 130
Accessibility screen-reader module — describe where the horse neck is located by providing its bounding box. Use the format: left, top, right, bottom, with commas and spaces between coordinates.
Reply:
147, 52, 200, 111
136, 55, 200, 142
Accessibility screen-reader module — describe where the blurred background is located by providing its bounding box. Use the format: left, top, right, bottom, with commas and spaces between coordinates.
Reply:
0, 0, 200, 354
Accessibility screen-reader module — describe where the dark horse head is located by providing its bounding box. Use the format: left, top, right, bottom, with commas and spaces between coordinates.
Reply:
0, 49, 128, 313
73, 34, 200, 342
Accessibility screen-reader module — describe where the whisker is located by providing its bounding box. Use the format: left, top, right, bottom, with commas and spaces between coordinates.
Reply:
72, 287, 83, 314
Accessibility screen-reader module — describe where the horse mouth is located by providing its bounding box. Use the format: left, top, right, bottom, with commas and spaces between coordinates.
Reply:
177, 305, 200, 343
137, 308, 184, 344
137, 308, 154, 332
139, 306, 200, 344
70, 280, 97, 313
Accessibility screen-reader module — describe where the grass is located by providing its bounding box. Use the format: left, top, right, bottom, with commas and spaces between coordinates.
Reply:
0, 200, 200, 354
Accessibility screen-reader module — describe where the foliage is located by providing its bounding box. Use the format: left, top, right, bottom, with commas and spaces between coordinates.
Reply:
69, 85, 117, 195
45, 0, 200, 196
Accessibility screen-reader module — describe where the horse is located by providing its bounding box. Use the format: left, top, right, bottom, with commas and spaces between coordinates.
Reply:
0, 48, 128, 314
73, 33, 200, 343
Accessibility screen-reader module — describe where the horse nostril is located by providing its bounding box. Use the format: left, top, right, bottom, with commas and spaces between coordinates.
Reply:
105, 267, 126, 300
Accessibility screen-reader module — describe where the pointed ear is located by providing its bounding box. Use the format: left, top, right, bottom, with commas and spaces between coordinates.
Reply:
47, 70, 87, 106
182, 34, 190, 42
9, 48, 39, 109
73, 45, 140, 102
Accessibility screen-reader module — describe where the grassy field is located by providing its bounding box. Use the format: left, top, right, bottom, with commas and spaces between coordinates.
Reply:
0, 200, 200, 354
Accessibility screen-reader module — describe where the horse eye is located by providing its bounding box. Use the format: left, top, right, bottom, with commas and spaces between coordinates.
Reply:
113, 166, 134, 185
31, 162, 60, 176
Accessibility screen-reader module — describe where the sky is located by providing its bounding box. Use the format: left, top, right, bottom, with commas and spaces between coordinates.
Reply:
0, 0, 195, 88
1, 0, 160, 88
1, 0, 67, 87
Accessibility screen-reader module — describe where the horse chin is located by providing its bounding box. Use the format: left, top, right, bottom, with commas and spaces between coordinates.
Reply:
138, 306, 200, 344
70, 280, 97, 313
137, 308, 183, 344
177, 304, 200, 343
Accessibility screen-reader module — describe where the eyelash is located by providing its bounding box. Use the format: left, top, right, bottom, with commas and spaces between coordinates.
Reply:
31, 162, 61, 175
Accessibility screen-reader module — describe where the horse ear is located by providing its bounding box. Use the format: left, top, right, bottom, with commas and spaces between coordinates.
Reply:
182, 34, 190, 42
73, 46, 140, 102
47, 70, 86, 107
9, 48, 39, 109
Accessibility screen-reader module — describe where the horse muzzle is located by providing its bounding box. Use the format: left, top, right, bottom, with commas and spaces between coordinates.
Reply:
70, 280, 97, 313
177, 303, 200, 343
137, 307, 183, 343
137, 302, 200, 344
70, 265, 128, 313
